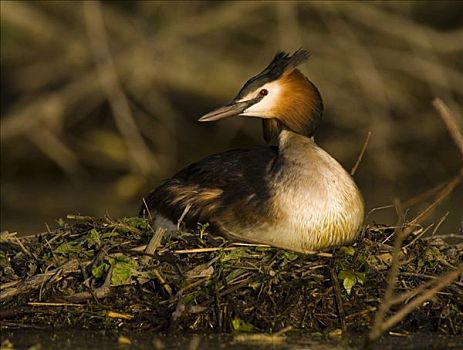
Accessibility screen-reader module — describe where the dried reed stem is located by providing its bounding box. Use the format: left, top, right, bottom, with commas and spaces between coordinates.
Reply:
433, 98, 463, 158
369, 97, 463, 342
410, 169, 463, 225
351, 131, 372, 176
370, 206, 408, 338
142, 227, 165, 265
369, 265, 463, 342
330, 268, 347, 333
0, 259, 80, 301
27, 302, 84, 307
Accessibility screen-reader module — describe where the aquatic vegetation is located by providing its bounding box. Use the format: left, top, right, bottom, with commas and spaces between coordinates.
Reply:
1, 215, 461, 337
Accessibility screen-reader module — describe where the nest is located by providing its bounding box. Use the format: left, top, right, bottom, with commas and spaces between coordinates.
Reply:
1, 215, 462, 336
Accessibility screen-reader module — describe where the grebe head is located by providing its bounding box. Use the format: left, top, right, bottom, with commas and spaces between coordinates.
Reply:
198, 49, 323, 141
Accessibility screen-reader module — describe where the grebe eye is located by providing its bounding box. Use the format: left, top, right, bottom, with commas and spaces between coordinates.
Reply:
259, 89, 268, 96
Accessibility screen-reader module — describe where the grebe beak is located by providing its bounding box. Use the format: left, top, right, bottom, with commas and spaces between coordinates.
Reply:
198, 98, 260, 122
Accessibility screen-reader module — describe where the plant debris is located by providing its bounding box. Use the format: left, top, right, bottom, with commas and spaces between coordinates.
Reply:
1, 215, 462, 335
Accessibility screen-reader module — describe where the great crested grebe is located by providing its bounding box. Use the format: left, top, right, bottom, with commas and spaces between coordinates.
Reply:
140, 50, 364, 253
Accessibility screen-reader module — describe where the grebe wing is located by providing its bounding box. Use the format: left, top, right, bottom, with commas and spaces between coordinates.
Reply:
140, 146, 277, 226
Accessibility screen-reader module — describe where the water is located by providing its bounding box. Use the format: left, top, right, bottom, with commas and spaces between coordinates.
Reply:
1, 329, 462, 350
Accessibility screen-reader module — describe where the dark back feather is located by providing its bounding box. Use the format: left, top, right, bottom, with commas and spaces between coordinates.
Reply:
140, 146, 279, 228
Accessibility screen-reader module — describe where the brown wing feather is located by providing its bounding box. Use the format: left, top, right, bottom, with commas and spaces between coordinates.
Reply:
140, 146, 278, 229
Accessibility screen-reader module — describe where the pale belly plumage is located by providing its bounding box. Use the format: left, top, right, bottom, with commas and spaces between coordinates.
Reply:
218, 137, 364, 253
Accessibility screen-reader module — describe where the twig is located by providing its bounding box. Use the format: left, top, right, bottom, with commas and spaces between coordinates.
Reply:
371, 222, 407, 330
274, 326, 293, 336
402, 181, 446, 208
389, 273, 445, 306
369, 197, 463, 342
330, 268, 347, 333
105, 311, 134, 320
177, 203, 192, 231
153, 269, 173, 297
12, 236, 39, 262
430, 212, 449, 237
142, 227, 165, 265
27, 302, 84, 307
365, 204, 395, 221
64, 265, 114, 302
83, 1, 158, 176
28, 127, 84, 179
342, 3, 463, 53
141, 198, 153, 220
424, 233, 463, 241
169, 291, 185, 333
433, 98, 463, 158
403, 223, 433, 250
66, 214, 97, 221
351, 131, 371, 176
369, 265, 463, 342
0, 281, 20, 290
0, 259, 80, 301
409, 169, 463, 225
173, 247, 239, 254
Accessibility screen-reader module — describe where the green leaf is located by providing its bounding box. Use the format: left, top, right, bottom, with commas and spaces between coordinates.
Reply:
340, 246, 355, 256
282, 251, 299, 261
0, 251, 8, 268
356, 272, 366, 285
121, 217, 150, 230
220, 249, 249, 262
54, 242, 82, 255
255, 246, 273, 252
338, 270, 357, 295
424, 247, 441, 267
231, 318, 255, 332
342, 276, 357, 295
110, 256, 137, 286
197, 222, 210, 239
92, 262, 110, 279
357, 251, 368, 265
102, 232, 120, 239
87, 228, 101, 247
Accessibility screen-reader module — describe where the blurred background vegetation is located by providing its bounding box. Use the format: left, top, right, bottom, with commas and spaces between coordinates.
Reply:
1, 1, 462, 235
